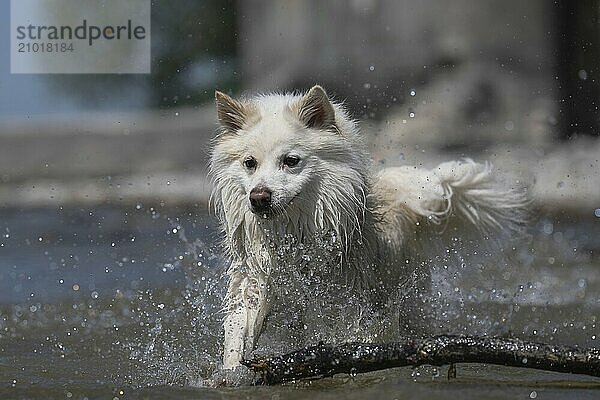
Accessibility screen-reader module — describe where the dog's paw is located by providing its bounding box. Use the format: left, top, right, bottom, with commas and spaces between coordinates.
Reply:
196, 365, 255, 387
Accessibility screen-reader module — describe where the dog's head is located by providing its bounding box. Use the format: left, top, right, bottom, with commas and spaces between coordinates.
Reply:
210, 85, 368, 234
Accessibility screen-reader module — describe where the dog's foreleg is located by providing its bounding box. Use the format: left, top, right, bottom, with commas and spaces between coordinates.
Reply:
242, 275, 269, 358
223, 267, 247, 369
223, 267, 269, 369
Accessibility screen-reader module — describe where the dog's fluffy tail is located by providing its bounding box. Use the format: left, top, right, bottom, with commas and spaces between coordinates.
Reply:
432, 159, 529, 235
375, 159, 529, 238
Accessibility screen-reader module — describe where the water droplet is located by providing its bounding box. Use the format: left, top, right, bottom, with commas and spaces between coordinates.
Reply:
594, 208, 600, 218
409, 111, 415, 118
72, 284, 80, 291
91, 291, 99, 299
578, 69, 587, 80
529, 390, 537, 399
542, 221, 553, 235
504, 120, 514, 131
369, 65, 375, 71
410, 89, 416, 96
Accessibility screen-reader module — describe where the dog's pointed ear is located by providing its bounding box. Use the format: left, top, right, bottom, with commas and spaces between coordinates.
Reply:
296, 85, 336, 131
215, 91, 253, 132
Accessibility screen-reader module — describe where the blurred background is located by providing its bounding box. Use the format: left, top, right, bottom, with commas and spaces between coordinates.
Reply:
0, 0, 598, 211
1, 1, 600, 395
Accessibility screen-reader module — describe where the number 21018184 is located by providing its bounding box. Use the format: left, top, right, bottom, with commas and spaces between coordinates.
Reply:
18, 42, 74, 53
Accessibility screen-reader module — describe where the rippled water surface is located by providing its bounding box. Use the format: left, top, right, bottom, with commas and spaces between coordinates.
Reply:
1, 205, 599, 399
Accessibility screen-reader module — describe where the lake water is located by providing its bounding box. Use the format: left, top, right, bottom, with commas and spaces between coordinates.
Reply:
1, 205, 599, 399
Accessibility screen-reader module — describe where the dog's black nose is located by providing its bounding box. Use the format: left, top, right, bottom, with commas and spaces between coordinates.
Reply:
249, 187, 272, 211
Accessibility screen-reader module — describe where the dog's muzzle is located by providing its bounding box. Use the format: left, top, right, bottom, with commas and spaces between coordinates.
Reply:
249, 186, 273, 214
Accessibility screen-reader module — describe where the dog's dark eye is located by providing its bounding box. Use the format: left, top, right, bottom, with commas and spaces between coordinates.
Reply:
244, 157, 257, 169
283, 156, 300, 167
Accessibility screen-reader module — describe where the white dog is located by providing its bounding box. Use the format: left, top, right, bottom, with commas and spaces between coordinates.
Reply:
209, 85, 527, 370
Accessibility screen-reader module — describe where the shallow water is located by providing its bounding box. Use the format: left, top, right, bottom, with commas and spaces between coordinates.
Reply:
1, 205, 599, 399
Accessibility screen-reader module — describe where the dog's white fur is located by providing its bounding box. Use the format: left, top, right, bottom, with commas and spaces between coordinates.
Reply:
209, 86, 528, 369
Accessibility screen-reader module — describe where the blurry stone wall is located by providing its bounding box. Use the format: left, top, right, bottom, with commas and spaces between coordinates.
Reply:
238, 0, 556, 117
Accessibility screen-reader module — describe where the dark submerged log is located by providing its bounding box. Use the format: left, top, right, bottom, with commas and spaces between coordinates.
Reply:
242, 335, 600, 385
